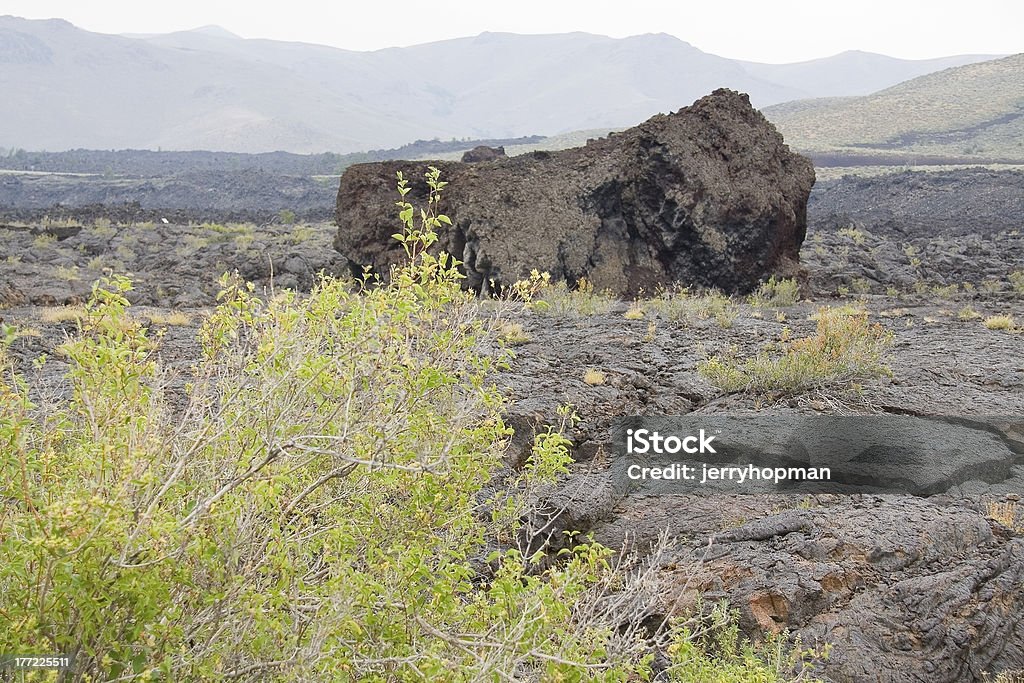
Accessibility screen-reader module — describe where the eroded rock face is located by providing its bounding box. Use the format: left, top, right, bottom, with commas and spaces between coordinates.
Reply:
334, 88, 815, 295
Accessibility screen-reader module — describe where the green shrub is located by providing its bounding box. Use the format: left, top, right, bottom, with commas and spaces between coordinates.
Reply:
0, 168, 658, 681
666, 601, 827, 682
749, 277, 800, 308
699, 307, 893, 397
651, 288, 736, 328
1010, 270, 1024, 295
509, 268, 551, 305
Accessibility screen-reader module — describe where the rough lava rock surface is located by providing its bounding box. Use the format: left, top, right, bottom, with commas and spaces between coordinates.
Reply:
631, 495, 1024, 682
488, 302, 1024, 682
335, 89, 815, 295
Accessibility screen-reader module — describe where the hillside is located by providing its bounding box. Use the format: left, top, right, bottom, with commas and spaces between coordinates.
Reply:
765, 53, 1024, 161
0, 15, 1001, 153
0, 18, 444, 154
740, 50, 998, 98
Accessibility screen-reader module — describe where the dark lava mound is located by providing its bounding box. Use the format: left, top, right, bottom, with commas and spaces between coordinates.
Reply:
335, 89, 815, 295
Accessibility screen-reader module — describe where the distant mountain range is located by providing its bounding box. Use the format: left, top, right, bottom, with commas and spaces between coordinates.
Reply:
0, 15, 1004, 154
765, 53, 1024, 163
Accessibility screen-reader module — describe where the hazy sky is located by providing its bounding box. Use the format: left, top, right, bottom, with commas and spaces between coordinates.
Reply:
4, 0, 1021, 63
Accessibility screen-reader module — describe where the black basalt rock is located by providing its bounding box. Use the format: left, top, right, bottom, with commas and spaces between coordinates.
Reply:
335, 89, 815, 295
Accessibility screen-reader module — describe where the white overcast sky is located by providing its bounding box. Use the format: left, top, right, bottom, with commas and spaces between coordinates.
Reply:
3, 0, 1021, 63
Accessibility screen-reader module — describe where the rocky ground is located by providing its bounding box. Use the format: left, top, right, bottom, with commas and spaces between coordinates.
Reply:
494, 294, 1023, 682
0, 219, 345, 308
1, 167, 1023, 682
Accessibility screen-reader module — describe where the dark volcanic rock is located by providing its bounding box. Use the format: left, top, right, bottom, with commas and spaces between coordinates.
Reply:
0, 169, 336, 225
335, 89, 815, 295
640, 496, 1024, 683
800, 168, 1024, 295
482, 299, 1024, 682
810, 169, 1024, 237
460, 145, 506, 162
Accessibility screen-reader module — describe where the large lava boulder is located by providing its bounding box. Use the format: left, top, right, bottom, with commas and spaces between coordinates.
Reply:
335, 89, 815, 295
460, 145, 506, 162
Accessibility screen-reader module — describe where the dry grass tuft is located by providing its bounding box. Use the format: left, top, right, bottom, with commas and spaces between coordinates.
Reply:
983, 315, 1016, 331
987, 501, 1023, 533
148, 310, 193, 327
498, 321, 531, 346
623, 302, 645, 320
700, 306, 893, 397
650, 288, 736, 328
40, 306, 87, 323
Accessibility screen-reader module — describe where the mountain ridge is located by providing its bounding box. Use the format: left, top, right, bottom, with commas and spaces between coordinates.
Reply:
765, 52, 1024, 162
0, 15, 1006, 153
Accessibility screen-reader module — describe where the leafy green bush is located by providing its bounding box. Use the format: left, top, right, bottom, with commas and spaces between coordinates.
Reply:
666, 601, 826, 682
0, 168, 653, 681
699, 307, 893, 397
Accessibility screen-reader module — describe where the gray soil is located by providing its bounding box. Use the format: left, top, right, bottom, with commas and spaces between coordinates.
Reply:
0, 168, 338, 224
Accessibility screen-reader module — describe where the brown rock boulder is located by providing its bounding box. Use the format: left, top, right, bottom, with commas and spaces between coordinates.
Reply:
335, 88, 815, 295
460, 145, 506, 162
